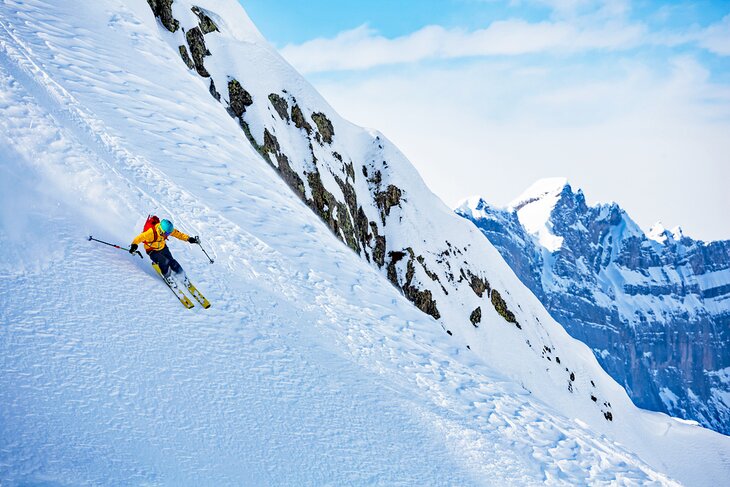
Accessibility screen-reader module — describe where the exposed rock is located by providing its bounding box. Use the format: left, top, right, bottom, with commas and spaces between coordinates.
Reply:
404, 286, 440, 320
417, 256, 442, 284
386, 248, 440, 320
336, 201, 359, 253
268, 93, 290, 121
291, 104, 312, 134
370, 222, 386, 267
263, 128, 280, 154
491, 289, 520, 328
146, 0, 179, 33
250, 128, 306, 199
342, 159, 355, 181
312, 112, 334, 144
307, 170, 340, 236
467, 271, 490, 298
333, 174, 366, 254
209, 79, 220, 101
470, 307, 482, 327
185, 26, 211, 77
226, 79, 253, 117
375, 184, 402, 225
387, 251, 406, 286
178, 45, 194, 70
191, 5, 219, 34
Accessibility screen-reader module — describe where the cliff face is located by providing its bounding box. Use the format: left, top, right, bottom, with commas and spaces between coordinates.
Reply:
457, 181, 730, 434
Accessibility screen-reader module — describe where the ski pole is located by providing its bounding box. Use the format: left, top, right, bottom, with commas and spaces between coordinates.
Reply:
195, 237, 215, 264
88, 235, 143, 259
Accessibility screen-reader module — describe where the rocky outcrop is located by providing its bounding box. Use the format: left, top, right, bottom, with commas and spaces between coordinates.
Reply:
226, 79, 253, 117
185, 26, 210, 77
470, 307, 482, 327
291, 104, 312, 134
191, 5, 219, 33
311, 112, 334, 144
178, 45, 194, 70
268, 93, 289, 121
491, 290, 520, 328
147, 0, 178, 32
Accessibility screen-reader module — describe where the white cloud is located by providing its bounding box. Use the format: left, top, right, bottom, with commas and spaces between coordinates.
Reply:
699, 15, 730, 56
281, 19, 647, 74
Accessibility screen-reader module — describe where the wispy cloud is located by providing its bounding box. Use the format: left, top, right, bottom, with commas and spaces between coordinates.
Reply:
281, 19, 646, 74
699, 14, 730, 56
311, 53, 730, 240
280, 1, 729, 75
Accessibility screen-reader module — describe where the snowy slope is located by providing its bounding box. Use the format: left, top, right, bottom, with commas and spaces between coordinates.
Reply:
1, 1, 729, 485
457, 180, 730, 435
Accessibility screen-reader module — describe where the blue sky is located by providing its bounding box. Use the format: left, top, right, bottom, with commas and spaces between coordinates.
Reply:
242, 0, 729, 44
240, 0, 730, 240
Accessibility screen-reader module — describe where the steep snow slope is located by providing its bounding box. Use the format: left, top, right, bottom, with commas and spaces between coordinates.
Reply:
457, 180, 730, 435
1, 0, 729, 485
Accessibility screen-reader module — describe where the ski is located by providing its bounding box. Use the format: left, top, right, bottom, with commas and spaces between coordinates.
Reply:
152, 263, 195, 309
185, 281, 211, 309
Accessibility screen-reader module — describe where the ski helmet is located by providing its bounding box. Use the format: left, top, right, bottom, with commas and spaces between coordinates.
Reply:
160, 219, 174, 235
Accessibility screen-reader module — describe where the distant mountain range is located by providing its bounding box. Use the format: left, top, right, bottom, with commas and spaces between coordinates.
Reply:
457, 178, 730, 434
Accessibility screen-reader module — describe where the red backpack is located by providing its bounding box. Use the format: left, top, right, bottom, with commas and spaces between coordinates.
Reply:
143, 215, 160, 242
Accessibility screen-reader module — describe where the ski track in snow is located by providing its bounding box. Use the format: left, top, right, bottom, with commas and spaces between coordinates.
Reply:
0, 1, 722, 485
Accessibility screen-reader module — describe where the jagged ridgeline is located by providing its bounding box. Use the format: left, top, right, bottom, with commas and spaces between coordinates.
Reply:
458, 185, 730, 434
145, 0, 614, 421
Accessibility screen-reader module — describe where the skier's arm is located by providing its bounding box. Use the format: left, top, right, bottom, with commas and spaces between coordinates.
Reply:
131, 228, 155, 246
170, 228, 191, 242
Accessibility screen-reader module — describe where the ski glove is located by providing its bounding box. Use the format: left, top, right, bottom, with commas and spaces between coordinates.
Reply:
129, 243, 138, 254
188, 236, 200, 244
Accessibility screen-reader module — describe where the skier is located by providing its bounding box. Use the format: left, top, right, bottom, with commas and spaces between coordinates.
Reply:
129, 218, 199, 284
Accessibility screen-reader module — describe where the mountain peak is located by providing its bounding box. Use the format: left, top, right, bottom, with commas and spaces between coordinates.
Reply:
648, 221, 685, 244
508, 177, 570, 211
507, 178, 571, 252
455, 195, 489, 216
648, 221, 670, 243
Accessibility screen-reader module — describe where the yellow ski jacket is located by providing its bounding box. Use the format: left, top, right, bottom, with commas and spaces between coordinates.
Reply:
132, 223, 190, 253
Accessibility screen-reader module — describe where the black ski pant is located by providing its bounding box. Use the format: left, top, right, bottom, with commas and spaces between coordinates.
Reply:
149, 246, 183, 277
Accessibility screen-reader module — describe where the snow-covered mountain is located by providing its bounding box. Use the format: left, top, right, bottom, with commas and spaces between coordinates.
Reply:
457, 178, 730, 435
1, 0, 729, 484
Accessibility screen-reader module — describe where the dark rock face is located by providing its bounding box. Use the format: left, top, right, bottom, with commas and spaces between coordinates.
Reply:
227, 79, 253, 117
191, 6, 219, 34
178, 45, 194, 70
291, 104, 312, 134
311, 112, 334, 144
209, 79, 220, 101
268, 94, 289, 121
470, 307, 482, 326
375, 185, 402, 224
458, 185, 730, 434
466, 271, 490, 298
491, 290, 519, 328
185, 27, 211, 77
147, 0, 179, 32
